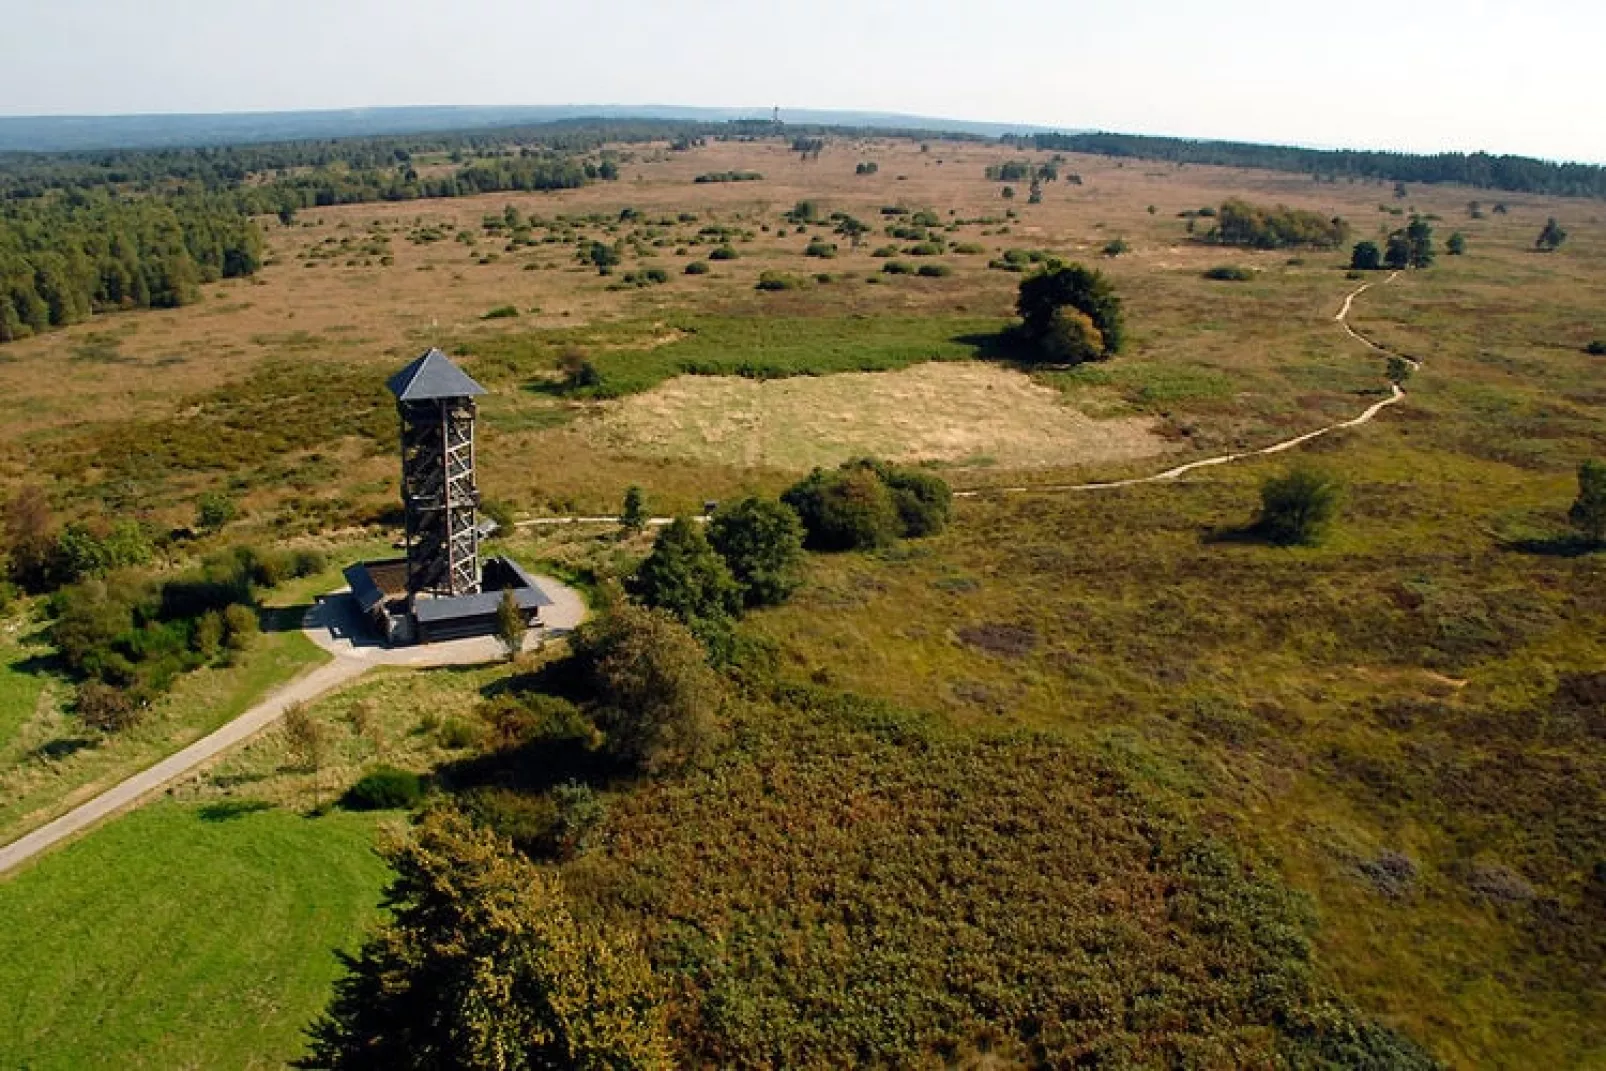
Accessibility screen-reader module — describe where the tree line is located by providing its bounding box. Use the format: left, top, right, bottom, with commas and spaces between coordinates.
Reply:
1018, 132, 1606, 199
0, 191, 262, 341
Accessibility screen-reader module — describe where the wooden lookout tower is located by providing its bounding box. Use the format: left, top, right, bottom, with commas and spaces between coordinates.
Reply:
386, 348, 487, 598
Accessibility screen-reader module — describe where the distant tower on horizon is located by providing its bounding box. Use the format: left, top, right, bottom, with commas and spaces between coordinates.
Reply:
385, 348, 487, 598
773, 105, 781, 125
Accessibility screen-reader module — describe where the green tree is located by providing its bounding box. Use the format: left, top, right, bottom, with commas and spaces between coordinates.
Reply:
875, 462, 953, 537
706, 496, 806, 608
573, 600, 724, 773
1386, 355, 1414, 386
3, 486, 56, 592
300, 810, 671, 1070
1446, 231, 1467, 255
1040, 306, 1104, 364
1536, 217, 1568, 251
1256, 466, 1343, 545
1350, 241, 1382, 271
782, 466, 901, 551
496, 587, 528, 660
630, 518, 740, 637
1015, 261, 1124, 361
1570, 459, 1606, 544
620, 485, 647, 534
1404, 217, 1435, 268
1384, 232, 1412, 270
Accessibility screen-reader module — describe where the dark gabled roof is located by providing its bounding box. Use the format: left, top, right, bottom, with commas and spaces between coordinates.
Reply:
386, 348, 487, 401
412, 585, 552, 624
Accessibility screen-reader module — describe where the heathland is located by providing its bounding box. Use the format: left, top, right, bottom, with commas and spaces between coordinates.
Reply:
0, 125, 1602, 1068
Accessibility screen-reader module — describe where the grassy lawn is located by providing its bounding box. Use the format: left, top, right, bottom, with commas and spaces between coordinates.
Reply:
0, 801, 392, 1070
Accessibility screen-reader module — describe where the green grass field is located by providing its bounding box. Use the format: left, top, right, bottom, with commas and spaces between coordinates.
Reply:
0, 802, 391, 1070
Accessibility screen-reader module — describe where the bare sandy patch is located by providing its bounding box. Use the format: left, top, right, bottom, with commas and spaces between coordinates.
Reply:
587, 362, 1175, 471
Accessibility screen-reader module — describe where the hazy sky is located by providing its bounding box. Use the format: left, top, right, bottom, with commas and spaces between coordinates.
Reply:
4, 0, 1603, 162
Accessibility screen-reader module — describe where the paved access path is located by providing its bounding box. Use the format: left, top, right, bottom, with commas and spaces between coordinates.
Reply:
0, 576, 586, 878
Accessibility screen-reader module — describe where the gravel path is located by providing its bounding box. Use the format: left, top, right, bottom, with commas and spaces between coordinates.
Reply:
0, 575, 586, 878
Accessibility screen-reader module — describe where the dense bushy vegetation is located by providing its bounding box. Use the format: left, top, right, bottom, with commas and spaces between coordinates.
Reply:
571, 600, 726, 774
48, 544, 320, 719
706, 497, 806, 608
782, 459, 951, 551
629, 518, 740, 648
340, 766, 425, 811
301, 810, 670, 1070
1022, 131, 1606, 198
1208, 199, 1348, 250
560, 690, 1438, 1068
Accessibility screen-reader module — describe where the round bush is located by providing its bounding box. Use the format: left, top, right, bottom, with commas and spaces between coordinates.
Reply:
342, 765, 425, 810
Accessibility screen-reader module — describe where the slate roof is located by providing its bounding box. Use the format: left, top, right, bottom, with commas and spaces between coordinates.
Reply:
412, 584, 554, 625
386, 348, 487, 401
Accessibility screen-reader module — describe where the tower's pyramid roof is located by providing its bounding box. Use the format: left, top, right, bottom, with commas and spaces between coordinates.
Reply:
386, 348, 487, 401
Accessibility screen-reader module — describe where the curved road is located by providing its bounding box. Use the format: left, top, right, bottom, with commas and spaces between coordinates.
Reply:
0, 578, 586, 878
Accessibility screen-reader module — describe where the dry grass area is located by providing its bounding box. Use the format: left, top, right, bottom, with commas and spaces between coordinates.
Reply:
8, 133, 1590, 515
589, 361, 1173, 470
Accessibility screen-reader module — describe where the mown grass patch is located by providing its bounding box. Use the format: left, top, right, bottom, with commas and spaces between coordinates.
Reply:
0, 802, 390, 1071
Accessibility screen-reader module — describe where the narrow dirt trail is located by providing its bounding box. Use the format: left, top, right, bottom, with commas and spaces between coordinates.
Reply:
953, 272, 1412, 499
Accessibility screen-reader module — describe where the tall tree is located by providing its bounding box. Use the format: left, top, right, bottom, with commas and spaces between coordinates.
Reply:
630, 518, 740, 637
1015, 262, 1124, 362
706, 497, 806, 608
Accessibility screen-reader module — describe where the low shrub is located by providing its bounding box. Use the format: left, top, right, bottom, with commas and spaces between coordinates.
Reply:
1586, 340, 1606, 356
1102, 238, 1129, 257
916, 264, 952, 278
482, 305, 519, 320
804, 239, 837, 258
708, 245, 738, 261
342, 765, 426, 810
1257, 465, 1343, 545
882, 260, 916, 275
756, 271, 803, 292
684, 260, 710, 275
1204, 265, 1255, 281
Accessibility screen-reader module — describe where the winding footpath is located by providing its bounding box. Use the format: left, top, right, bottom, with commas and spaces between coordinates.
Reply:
0, 578, 587, 878
953, 271, 1410, 498
0, 276, 1411, 877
